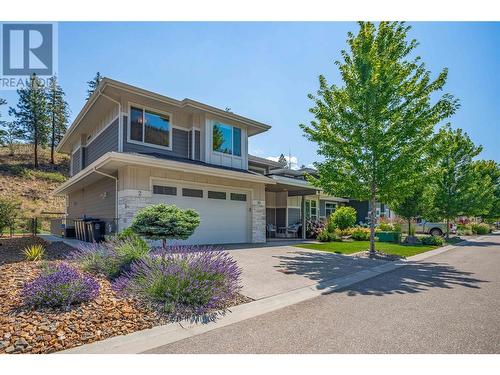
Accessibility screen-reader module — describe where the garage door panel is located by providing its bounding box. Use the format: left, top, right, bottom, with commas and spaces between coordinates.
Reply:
150, 191, 248, 245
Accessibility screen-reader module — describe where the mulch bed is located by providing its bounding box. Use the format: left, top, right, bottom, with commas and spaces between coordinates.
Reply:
0, 236, 253, 354
0, 260, 161, 354
0, 237, 73, 265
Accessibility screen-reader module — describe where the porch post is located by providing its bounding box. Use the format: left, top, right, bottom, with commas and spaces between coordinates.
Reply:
301, 195, 306, 239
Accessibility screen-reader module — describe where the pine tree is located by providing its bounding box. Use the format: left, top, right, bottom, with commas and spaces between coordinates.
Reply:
9, 74, 50, 168
86, 72, 103, 100
278, 154, 288, 168
47, 76, 70, 164
301, 22, 459, 253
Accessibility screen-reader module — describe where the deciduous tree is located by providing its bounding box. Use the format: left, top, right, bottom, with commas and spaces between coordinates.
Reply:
301, 22, 458, 253
427, 126, 494, 237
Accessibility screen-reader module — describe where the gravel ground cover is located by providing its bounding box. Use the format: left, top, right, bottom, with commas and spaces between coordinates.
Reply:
0, 237, 251, 354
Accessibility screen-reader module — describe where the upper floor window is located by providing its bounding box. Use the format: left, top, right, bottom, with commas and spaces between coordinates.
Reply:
130, 106, 171, 149
212, 122, 241, 157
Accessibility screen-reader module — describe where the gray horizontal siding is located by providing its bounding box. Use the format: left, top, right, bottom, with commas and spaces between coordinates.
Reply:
123, 115, 189, 158
84, 118, 119, 167
71, 150, 81, 175
67, 177, 116, 220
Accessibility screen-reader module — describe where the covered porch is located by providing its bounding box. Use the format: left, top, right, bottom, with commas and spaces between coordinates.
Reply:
265, 176, 319, 240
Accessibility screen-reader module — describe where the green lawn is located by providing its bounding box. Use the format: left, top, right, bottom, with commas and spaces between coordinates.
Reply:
296, 241, 439, 257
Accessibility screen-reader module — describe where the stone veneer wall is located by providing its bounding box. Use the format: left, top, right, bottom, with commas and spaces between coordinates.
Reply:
251, 199, 266, 243
117, 190, 266, 244
117, 190, 153, 232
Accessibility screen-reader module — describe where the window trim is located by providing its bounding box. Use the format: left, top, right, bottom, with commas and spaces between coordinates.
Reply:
325, 202, 336, 217
127, 103, 173, 151
212, 121, 243, 158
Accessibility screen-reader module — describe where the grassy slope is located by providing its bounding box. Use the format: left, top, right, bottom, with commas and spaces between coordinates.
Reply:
0, 145, 69, 218
296, 241, 438, 257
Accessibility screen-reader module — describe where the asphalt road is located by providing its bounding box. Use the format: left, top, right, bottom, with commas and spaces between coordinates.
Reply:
146, 234, 500, 354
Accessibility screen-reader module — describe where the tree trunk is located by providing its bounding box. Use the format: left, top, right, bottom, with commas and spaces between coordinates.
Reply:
446, 218, 450, 239
369, 195, 377, 255
34, 138, 38, 168
50, 112, 55, 164
408, 219, 411, 236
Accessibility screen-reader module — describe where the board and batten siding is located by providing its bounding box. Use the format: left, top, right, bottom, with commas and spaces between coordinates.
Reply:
67, 177, 116, 219
122, 115, 190, 159
84, 118, 119, 168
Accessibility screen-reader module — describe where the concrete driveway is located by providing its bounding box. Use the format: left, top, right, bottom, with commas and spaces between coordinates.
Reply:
226, 244, 388, 300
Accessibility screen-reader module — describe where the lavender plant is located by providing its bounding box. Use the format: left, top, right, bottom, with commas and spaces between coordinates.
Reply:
22, 263, 99, 309
68, 235, 149, 279
113, 245, 242, 320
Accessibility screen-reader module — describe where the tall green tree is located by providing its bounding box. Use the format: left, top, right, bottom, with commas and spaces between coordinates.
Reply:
47, 76, 70, 164
86, 72, 103, 100
391, 185, 428, 239
301, 22, 459, 254
9, 74, 50, 168
428, 126, 494, 237
0, 121, 22, 156
473, 159, 500, 220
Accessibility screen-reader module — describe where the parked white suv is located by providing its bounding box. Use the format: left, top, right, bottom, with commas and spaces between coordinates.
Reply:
414, 219, 457, 236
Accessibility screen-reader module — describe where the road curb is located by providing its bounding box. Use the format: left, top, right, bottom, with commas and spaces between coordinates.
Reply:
60, 236, 482, 354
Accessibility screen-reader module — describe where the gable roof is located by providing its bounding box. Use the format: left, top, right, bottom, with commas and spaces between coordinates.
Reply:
57, 77, 271, 153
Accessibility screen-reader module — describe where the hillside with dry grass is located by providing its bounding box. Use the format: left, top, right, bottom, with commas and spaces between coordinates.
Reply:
0, 144, 69, 218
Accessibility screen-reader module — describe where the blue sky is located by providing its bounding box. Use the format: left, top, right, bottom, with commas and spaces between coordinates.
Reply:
1, 22, 499, 164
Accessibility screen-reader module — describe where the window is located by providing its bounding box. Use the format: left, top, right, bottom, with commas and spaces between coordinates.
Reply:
306, 200, 317, 220
310, 200, 317, 220
182, 188, 203, 198
325, 202, 336, 217
208, 191, 226, 200
153, 185, 177, 196
129, 106, 171, 148
230, 193, 247, 201
212, 122, 241, 156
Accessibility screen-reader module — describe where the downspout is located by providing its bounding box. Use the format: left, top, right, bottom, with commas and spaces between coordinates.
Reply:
93, 168, 119, 232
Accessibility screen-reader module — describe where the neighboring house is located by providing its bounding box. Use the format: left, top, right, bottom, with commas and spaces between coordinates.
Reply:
53, 77, 380, 244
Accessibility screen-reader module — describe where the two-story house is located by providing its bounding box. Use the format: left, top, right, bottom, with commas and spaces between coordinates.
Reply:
54, 78, 380, 245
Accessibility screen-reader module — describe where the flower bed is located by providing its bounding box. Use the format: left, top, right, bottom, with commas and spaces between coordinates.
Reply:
0, 237, 249, 354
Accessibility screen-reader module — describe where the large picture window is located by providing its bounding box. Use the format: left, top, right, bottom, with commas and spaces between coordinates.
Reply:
129, 106, 171, 148
213, 122, 241, 156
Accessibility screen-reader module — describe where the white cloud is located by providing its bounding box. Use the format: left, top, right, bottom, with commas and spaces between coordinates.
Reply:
266, 155, 300, 170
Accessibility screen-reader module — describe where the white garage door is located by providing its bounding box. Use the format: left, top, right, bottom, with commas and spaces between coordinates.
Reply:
150, 182, 249, 245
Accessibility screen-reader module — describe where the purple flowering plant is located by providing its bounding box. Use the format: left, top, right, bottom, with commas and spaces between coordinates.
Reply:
112, 245, 242, 320
22, 263, 99, 310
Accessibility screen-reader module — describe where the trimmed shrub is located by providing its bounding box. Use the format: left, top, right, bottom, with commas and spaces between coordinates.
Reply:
113, 246, 242, 319
471, 223, 490, 235
131, 204, 200, 246
351, 227, 370, 241
420, 236, 445, 246
317, 230, 340, 242
22, 263, 99, 309
328, 206, 357, 230
378, 222, 394, 231
23, 244, 45, 261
